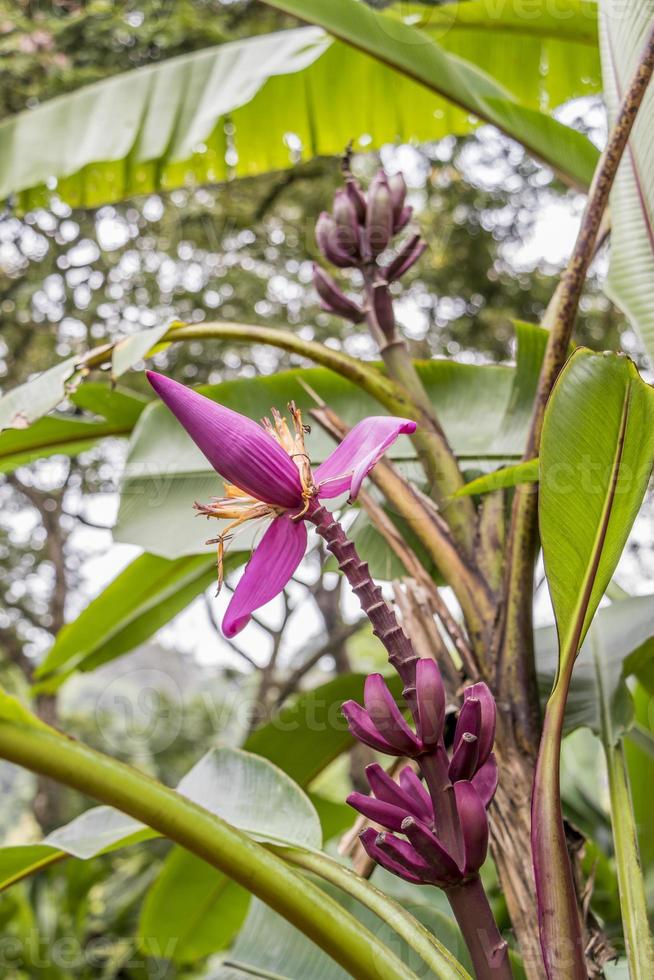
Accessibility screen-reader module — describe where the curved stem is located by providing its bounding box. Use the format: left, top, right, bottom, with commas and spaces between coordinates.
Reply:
86, 319, 440, 446
445, 876, 513, 980
0, 715, 418, 980
85, 319, 494, 640
604, 738, 654, 979
531, 667, 586, 980
275, 846, 472, 980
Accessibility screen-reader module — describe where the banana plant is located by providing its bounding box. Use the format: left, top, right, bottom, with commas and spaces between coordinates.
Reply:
3, 3, 654, 979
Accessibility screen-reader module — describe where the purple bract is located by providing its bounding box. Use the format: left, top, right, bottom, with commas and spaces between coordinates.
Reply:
343, 660, 498, 887
146, 371, 415, 637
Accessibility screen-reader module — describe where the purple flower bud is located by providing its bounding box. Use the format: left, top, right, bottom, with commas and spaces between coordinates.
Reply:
345, 177, 367, 223
384, 234, 427, 282
365, 173, 394, 258
399, 767, 434, 823
375, 832, 432, 878
449, 732, 480, 783
342, 700, 404, 756
365, 763, 419, 814
415, 658, 445, 748
401, 816, 461, 885
364, 673, 422, 756
316, 212, 357, 268
348, 670, 499, 893
394, 205, 413, 234
453, 781, 489, 875
332, 189, 361, 258
388, 173, 407, 223
312, 265, 364, 323
347, 791, 410, 833
463, 682, 496, 767
471, 753, 499, 807
453, 696, 482, 754
359, 828, 423, 884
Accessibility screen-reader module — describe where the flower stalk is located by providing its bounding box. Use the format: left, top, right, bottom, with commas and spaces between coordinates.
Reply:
306, 501, 419, 692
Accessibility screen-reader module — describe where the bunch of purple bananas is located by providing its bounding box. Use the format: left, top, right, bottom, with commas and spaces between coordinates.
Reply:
343, 658, 498, 888
312, 168, 426, 329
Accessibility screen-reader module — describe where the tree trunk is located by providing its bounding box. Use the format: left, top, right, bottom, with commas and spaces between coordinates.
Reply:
491, 729, 544, 980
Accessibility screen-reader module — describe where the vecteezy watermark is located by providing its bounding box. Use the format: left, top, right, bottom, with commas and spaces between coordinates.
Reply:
369, 0, 597, 49
92, 664, 353, 756
94, 668, 183, 753
0, 932, 178, 977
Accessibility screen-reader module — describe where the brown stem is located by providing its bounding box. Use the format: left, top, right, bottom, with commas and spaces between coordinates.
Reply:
274, 620, 364, 707
489, 729, 542, 980
307, 399, 491, 667
308, 402, 484, 668
497, 20, 654, 753
446, 876, 513, 980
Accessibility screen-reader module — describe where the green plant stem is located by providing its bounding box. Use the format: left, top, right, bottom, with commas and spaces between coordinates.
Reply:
604, 738, 654, 978
362, 272, 476, 556
89, 319, 445, 439
276, 846, 472, 980
88, 318, 479, 555
445, 876, 513, 980
0, 718, 419, 980
497, 20, 654, 754
531, 665, 586, 980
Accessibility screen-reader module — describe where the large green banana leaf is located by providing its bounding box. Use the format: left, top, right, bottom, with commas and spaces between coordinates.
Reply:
599, 1, 654, 363
0, 1, 600, 209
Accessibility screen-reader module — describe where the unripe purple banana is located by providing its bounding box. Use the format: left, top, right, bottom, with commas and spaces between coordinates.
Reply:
313, 264, 364, 323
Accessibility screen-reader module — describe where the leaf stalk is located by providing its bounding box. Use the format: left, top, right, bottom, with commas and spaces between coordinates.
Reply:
0, 717, 418, 980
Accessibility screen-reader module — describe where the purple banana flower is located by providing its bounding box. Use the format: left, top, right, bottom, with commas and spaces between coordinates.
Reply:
344, 659, 498, 887
146, 371, 415, 637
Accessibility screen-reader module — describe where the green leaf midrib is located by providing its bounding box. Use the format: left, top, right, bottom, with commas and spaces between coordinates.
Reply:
558, 382, 632, 675
0, 422, 132, 461
221, 963, 290, 980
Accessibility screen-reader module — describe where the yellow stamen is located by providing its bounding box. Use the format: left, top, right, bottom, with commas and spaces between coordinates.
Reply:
198, 404, 322, 589
196, 495, 274, 592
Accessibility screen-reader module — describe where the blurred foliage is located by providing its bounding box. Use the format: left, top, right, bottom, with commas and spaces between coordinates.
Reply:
0, 0, 288, 118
